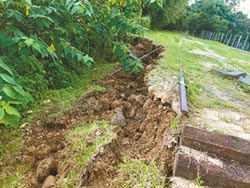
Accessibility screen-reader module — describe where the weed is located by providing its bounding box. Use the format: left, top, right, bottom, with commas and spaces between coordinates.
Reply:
148, 31, 250, 112
23, 62, 116, 124
205, 98, 239, 110
171, 114, 182, 128
116, 157, 165, 188
220, 116, 234, 124
0, 128, 30, 187
213, 129, 226, 134
194, 175, 204, 186
57, 120, 116, 187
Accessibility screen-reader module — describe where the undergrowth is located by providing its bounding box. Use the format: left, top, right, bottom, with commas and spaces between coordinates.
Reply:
0, 128, 30, 188
116, 157, 165, 188
58, 120, 116, 188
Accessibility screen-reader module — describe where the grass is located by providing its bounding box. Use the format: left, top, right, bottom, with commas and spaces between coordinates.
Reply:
0, 128, 30, 188
58, 120, 116, 188
148, 31, 250, 111
0, 61, 116, 187
22, 62, 116, 123
116, 157, 165, 188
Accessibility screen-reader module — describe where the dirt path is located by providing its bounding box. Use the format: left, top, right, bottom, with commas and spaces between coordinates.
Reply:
18, 38, 176, 188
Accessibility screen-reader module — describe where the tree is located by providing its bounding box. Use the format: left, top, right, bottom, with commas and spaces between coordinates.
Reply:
224, 0, 242, 10
187, 0, 250, 35
143, 0, 189, 29
187, 0, 233, 34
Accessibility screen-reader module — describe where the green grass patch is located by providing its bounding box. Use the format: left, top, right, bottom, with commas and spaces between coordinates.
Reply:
23, 62, 116, 123
0, 128, 30, 188
116, 157, 165, 188
58, 120, 116, 188
148, 31, 250, 111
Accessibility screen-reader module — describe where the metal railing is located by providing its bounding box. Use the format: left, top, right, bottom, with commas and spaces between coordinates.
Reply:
200, 30, 250, 52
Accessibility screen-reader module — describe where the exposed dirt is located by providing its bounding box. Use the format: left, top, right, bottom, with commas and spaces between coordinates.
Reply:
18, 38, 176, 188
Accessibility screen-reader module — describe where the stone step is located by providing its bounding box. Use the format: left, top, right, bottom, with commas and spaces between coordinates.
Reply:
181, 126, 250, 165
174, 146, 250, 188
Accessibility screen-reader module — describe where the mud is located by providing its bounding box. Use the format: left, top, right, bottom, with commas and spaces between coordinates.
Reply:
20, 38, 176, 188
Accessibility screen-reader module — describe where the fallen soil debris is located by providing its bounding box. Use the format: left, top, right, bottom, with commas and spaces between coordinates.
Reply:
18, 38, 176, 188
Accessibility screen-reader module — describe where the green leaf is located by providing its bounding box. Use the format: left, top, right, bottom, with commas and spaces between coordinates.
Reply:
13, 85, 26, 96
31, 42, 42, 53
3, 85, 21, 100
5, 105, 21, 118
0, 107, 5, 119
2, 112, 20, 128
25, 0, 32, 5
6, 25, 25, 37
0, 74, 17, 85
0, 58, 13, 76
24, 38, 35, 47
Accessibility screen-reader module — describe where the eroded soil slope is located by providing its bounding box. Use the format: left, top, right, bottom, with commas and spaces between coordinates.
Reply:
19, 38, 176, 188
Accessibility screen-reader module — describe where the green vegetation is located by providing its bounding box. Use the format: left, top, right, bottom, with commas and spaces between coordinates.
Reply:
0, 0, 166, 127
58, 120, 116, 187
148, 31, 250, 110
187, 0, 250, 35
143, 0, 188, 29
0, 59, 32, 127
116, 157, 165, 188
194, 175, 205, 186
23, 62, 115, 123
0, 128, 30, 188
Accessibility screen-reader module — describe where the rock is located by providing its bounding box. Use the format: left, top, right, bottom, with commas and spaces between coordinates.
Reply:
139, 121, 147, 133
27, 146, 36, 155
172, 96, 181, 115
145, 64, 156, 72
135, 95, 145, 105
143, 98, 152, 109
0, 172, 7, 179
36, 157, 57, 183
111, 111, 126, 128
128, 94, 137, 102
31, 176, 40, 188
129, 108, 136, 118
23, 155, 36, 166
42, 175, 56, 188
86, 138, 94, 146
135, 43, 144, 51
129, 82, 139, 89
134, 133, 142, 140
159, 161, 167, 176
35, 144, 52, 159
111, 100, 121, 110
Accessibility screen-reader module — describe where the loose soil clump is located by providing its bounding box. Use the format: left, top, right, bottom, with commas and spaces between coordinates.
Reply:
20, 38, 176, 188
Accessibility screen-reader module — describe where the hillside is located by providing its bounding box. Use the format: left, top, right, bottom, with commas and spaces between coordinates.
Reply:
1, 31, 250, 187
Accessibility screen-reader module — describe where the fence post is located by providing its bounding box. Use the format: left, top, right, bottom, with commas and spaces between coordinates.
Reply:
242, 36, 249, 50
201, 31, 205, 38
209, 32, 213, 40
227, 34, 232, 45
223, 34, 228, 44
231, 35, 237, 47
220, 34, 224, 43
236, 35, 242, 49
